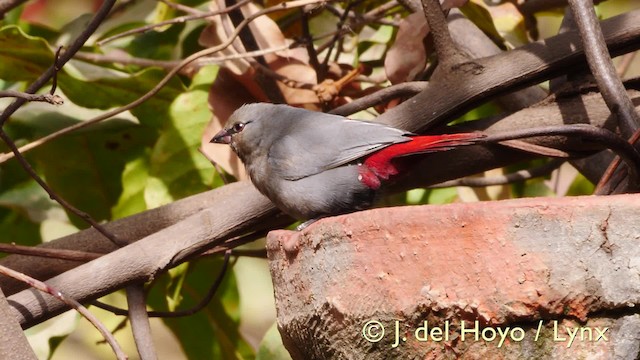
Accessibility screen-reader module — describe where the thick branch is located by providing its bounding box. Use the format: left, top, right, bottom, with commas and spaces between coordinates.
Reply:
9, 181, 278, 328
568, 0, 640, 138
0, 288, 37, 360
376, 9, 640, 132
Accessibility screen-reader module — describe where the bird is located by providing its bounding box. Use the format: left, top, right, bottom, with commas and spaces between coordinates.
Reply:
211, 103, 484, 228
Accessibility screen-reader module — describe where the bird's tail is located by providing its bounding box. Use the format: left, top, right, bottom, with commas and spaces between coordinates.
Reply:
362, 133, 485, 182
396, 133, 486, 156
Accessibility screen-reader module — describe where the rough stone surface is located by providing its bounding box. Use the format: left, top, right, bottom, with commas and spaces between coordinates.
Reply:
266, 194, 640, 359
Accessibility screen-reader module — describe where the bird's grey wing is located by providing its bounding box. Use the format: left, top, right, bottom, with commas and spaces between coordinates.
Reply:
268, 118, 411, 181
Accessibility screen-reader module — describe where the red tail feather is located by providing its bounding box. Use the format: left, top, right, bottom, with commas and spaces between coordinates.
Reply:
358, 133, 484, 189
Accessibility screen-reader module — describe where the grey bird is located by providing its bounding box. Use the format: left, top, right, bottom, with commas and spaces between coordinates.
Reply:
211, 103, 482, 227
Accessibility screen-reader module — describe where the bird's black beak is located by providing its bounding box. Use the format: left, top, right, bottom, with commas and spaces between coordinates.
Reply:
211, 129, 232, 144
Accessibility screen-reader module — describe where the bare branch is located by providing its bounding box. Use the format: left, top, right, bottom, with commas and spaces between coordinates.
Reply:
430, 159, 564, 188
420, 0, 465, 65
0, 265, 127, 359
0, 243, 101, 262
568, 0, 640, 138
8, 181, 278, 328
0, 91, 63, 105
479, 124, 640, 183
0, 287, 37, 360
127, 285, 157, 360
376, 9, 640, 132
98, 0, 250, 45
330, 82, 427, 116
157, 0, 205, 16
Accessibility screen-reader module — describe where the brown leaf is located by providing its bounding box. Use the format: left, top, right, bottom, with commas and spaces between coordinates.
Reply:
385, 12, 430, 84
199, 1, 317, 105
200, 69, 258, 181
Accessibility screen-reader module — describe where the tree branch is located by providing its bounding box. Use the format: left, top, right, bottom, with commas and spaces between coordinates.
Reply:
1, 265, 126, 359
376, 9, 640, 132
567, 0, 640, 138
430, 159, 564, 188
0, 91, 63, 105
127, 285, 157, 360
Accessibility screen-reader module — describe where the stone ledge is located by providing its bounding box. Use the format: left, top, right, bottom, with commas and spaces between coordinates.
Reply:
267, 194, 640, 359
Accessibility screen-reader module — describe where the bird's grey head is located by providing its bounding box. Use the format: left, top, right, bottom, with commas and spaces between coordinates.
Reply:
210, 103, 282, 162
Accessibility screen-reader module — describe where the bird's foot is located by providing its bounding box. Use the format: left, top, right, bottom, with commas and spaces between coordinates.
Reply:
296, 217, 323, 231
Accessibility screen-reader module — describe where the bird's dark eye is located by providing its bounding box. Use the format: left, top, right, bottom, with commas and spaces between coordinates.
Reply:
232, 122, 245, 133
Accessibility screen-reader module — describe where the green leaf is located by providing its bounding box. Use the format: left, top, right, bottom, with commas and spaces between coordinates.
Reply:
1, 3, 23, 25
427, 187, 459, 204
0, 180, 57, 223
147, 257, 254, 360
256, 323, 292, 360
166, 262, 189, 311
0, 25, 185, 128
566, 172, 595, 196
0, 25, 54, 81
25, 312, 79, 360
125, 22, 185, 60
96, 21, 147, 43
460, 1, 507, 48
146, 72, 217, 206
58, 67, 184, 128
111, 154, 151, 219
33, 120, 156, 227
521, 179, 555, 197
0, 210, 41, 247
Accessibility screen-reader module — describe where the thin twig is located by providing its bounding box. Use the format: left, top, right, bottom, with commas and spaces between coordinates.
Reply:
480, 124, 640, 185
0, 11, 122, 247
226, 0, 285, 103
0, 0, 327, 164
98, 0, 251, 45
594, 128, 640, 194
430, 159, 564, 188
73, 51, 182, 71
197, 147, 234, 185
301, 8, 322, 82
0, 243, 102, 262
0, 129, 124, 246
0, 264, 127, 359
568, 0, 640, 138
73, 42, 294, 72
201, 229, 272, 256
322, 1, 356, 77
50, 46, 63, 95
329, 82, 427, 116
0, 91, 63, 105
157, 0, 205, 16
